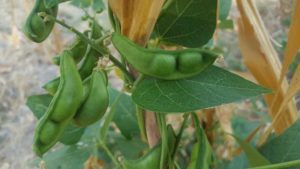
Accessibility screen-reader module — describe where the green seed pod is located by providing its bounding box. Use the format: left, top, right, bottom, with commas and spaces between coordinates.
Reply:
122, 126, 176, 169
33, 50, 84, 156
77, 21, 103, 79
44, 49, 100, 96
178, 52, 203, 73
30, 14, 47, 37
53, 31, 90, 65
74, 70, 109, 127
39, 120, 60, 145
111, 33, 218, 80
78, 49, 99, 79
44, 21, 102, 95
23, 0, 58, 43
123, 146, 162, 169
150, 54, 176, 76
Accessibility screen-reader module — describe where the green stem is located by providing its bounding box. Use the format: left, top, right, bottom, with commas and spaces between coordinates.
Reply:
158, 113, 168, 169
132, 74, 145, 91
174, 161, 182, 169
172, 113, 189, 158
100, 93, 122, 142
248, 159, 300, 169
136, 105, 147, 142
40, 13, 134, 84
108, 5, 117, 32
98, 139, 120, 168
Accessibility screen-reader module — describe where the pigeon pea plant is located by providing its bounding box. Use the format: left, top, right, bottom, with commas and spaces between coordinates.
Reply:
24, 0, 300, 169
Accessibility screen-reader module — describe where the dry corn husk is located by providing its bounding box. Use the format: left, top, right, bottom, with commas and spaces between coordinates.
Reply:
108, 0, 164, 44
278, 0, 300, 84
236, 0, 298, 134
108, 0, 165, 148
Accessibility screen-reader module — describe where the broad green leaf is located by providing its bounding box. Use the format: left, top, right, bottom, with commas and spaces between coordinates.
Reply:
187, 113, 213, 169
233, 136, 270, 167
79, 120, 102, 145
155, 0, 218, 47
112, 135, 147, 160
109, 87, 140, 139
132, 66, 271, 113
59, 124, 85, 145
26, 94, 85, 145
219, 0, 232, 20
260, 120, 300, 169
42, 145, 90, 169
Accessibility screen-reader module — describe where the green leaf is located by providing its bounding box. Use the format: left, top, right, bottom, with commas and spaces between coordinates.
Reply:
132, 66, 271, 113
26, 94, 52, 119
71, 0, 90, 8
80, 120, 101, 144
60, 124, 85, 145
219, 19, 234, 29
155, 0, 218, 47
44, 0, 60, 8
220, 153, 249, 169
109, 87, 140, 139
219, 0, 232, 20
71, 0, 104, 11
112, 135, 147, 160
233, 135, 270, 167
260, 120, 300, 168
26, 94, 85, 145
42, 145, 91, 169
187, 113, 214, 169
248, 159, 300, 169
232, 116, 261, 141
92, 0, 104, 12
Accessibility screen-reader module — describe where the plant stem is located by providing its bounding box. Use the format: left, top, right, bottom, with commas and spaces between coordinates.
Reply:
248, 159, 300, 169
174, 161, 182, 169
136, 105, 147, 142
108, 4, 117, 32
100, 93, 122, 142
172, 113, 189, 158
158, 113, 168, 169
98, 139, 120, 168
40, 13, 134, 84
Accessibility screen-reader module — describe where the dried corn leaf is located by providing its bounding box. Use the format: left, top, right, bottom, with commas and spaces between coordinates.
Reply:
271, 65, 300, 129
236, 0, 297, 133
128, 0, 165, 44
108, 0, 165, 148
278, 0, 300, 84
259, 64, 300, 145
108, 0, 164, 45
233, 125, 263, 156
108, 0, 135, 36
